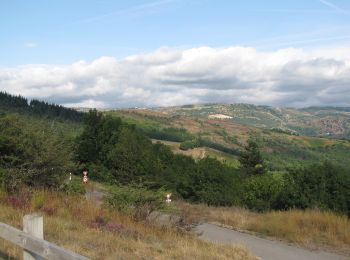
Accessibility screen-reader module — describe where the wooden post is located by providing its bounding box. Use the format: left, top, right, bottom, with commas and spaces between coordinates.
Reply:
23, 214, 44, 260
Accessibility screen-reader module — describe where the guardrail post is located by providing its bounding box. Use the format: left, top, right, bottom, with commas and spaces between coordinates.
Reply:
23, 214, 44, 260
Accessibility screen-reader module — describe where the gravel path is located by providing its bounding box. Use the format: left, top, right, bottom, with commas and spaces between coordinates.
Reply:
195, 223, 348, 260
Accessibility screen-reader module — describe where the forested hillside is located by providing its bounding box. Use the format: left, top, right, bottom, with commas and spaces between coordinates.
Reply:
0, 91, 83, 121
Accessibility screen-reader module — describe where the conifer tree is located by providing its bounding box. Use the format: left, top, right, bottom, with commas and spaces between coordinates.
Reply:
239, 139, 265, 175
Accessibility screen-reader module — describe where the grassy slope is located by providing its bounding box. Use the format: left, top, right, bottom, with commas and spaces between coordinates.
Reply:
0, 189, 253, 260
0, 186, 349, 258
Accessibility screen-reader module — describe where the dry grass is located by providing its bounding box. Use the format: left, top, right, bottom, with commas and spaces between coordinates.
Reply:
0, 189, 254, 259
176, 202, 350, 255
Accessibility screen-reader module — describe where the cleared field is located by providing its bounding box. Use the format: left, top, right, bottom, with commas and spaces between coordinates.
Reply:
151, 139, 240, 167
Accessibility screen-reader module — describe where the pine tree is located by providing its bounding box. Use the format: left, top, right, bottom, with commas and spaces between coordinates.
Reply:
239, 139, 265, 175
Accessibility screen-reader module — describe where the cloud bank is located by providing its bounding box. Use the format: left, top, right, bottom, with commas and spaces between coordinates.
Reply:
1, 46, 350, 108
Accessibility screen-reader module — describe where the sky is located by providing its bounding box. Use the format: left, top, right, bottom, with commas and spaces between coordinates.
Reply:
1, 0, 350, 108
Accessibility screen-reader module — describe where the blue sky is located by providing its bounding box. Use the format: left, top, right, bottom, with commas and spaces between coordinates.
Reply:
1, 0, 350, 108
1, 0, 350, 65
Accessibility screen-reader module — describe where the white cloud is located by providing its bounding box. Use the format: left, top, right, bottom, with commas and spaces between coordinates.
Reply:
1, 46, 350, 108
64, 99, 108, 108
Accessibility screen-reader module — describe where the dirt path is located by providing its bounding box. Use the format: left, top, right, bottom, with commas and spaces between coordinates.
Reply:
195, 223, 347, 260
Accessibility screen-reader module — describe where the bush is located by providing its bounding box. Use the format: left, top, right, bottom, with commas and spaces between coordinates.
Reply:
189, 157, 242, 206
275, 162, 350, 215
61, 179, 85, 194
180, 139, 200, 150
141, 127, 193, 142
242, 173, 283, 212
2, 167, 63, 193
199, 139, 240, 155
85, 164, 115, 183
105, 185, 167, 220
2, 168, 25, 193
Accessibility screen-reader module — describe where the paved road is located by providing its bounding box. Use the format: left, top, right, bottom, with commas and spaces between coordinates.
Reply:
195, 223, 348, 260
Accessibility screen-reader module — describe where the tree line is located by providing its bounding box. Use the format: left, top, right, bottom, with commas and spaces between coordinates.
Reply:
0, 91, 83, 122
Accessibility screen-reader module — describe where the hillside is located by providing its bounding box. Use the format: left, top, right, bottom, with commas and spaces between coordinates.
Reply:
155, 103, 350, 140
106, 107, 350, 171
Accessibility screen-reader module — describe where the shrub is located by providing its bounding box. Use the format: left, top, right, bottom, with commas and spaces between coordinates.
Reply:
275, 162, 350, 215
199, 139, 240, 155
105, 185, 167, 220
242, 173, 283, 212
2, 167, 63, 193
190, 157, 242, 206
61, 179, 85, 194
86, 164, 115, 183
179, 139, 200, 150
2, 168, 25, 193
141, 127, 193, 142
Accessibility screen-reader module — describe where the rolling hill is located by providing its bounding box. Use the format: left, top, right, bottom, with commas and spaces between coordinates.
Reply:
106, 105, 350, 171
156, 103, 350, 139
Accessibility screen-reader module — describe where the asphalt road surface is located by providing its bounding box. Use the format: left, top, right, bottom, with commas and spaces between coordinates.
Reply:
195, 223, 348, 260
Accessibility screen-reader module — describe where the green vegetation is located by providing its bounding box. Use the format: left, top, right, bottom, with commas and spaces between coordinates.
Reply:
179, 138, 240, 156
75, 110, 242, 206
74, 109, 350, 214
0, 111, 81, 192
180, 139, 200, 150
61, 178, 85, 194
199, 138, 241, 155
106, 185, 167, 220
0, 91, 83, 122
141, 127, 193, 142
0, 92, 349, 216
239, 139, 266, 175
275, 162, 349, 213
